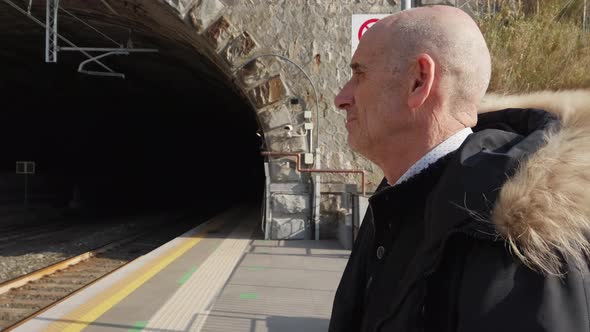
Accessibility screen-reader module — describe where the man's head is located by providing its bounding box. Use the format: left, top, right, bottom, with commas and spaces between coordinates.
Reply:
335, 5, 491, 166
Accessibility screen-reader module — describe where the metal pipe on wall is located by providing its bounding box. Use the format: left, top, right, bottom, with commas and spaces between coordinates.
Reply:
262, 152, 366, 241
261, 152, 366, 196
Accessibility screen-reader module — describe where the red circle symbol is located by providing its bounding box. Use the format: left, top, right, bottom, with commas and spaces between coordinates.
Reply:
358, 18, 380, 41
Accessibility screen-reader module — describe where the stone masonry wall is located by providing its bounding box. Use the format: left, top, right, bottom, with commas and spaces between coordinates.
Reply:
162, 0, 403, 193
102, 0, 409, 240
152, 0, 407, 239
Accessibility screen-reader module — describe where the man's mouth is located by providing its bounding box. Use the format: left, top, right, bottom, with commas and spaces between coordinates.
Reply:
345, 118, 357, 130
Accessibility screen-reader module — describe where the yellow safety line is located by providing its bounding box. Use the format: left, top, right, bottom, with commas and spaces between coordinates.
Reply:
41, 219, 223, 332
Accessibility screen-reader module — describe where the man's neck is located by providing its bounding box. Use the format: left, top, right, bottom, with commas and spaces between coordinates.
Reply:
376, 124, 467, 185
376, 143, 430, 186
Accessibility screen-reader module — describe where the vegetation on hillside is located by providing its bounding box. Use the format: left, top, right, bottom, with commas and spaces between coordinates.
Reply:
475, 0, 590, 93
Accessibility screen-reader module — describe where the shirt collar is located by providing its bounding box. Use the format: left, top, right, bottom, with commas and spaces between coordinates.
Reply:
392, 127, 473, 186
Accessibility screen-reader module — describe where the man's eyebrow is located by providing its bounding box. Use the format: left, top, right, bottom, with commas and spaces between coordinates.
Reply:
350, 63, 366, 71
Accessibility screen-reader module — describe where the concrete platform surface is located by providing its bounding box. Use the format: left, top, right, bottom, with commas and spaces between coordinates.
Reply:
12, 208, 350, 332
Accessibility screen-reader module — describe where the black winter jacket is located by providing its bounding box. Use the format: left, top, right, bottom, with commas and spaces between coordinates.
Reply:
329, 91, 590, 332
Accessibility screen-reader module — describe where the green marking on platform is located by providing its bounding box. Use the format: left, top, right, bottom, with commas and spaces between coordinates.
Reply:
240, 293, 259, 300
178, 266, 198, 284
247, 266, 266, 271
128, 321, 148, 331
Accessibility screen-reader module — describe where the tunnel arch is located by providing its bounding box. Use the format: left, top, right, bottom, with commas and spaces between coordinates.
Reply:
0, 0, 304, 213
2, 0, 314, 153
1, 0, 401, 239
139, 0, 316, 158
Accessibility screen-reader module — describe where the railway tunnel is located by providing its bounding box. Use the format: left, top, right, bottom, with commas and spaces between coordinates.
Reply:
0, 1, 389, 327
0, 0, 265, 217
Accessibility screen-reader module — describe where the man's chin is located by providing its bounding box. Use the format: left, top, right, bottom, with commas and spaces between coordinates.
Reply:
347, 136, 362, 154
347, 136, 372, 158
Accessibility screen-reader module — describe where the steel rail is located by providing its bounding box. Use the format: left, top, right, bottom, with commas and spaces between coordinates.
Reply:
0, 212, 199, 331
0, 231, 146, 296
1, 245, 142, 332
0, 225, 166, 331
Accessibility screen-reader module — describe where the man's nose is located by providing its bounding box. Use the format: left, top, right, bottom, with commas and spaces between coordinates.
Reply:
334, 81, 354, 110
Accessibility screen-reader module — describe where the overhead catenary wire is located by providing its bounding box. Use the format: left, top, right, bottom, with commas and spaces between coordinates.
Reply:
59, 6, 121, 47
99, 0, 119, 15
2, 0, 117, 74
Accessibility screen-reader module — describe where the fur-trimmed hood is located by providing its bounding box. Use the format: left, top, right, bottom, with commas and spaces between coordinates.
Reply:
330, 90, 590, 332
478, 90, 590, 275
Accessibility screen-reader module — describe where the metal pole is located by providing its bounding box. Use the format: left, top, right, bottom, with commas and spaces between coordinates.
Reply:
401, 0, 412, 10
263, 162, 271, 240
45, 0, 59, 63
24, 173, 28, 209
314, 157, 321, 241
314, 147, 321, 241
3, 0, 120, 73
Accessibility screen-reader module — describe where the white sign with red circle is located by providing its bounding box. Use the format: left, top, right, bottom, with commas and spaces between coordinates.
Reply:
351, 14, 389, 56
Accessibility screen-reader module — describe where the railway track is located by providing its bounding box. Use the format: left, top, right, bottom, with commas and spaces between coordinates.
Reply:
0, 215, 202, 331
0, 218, 74, 246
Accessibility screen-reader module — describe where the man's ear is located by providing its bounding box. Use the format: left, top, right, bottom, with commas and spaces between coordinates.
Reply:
408, 53, 435, 109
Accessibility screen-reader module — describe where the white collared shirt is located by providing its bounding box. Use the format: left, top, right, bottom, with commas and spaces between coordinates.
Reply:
393, 127, 473, 186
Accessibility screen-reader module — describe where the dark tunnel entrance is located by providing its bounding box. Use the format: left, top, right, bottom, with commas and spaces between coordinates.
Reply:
0, 1, 265, 218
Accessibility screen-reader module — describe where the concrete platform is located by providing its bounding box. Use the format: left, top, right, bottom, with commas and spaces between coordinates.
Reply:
12, 207, 350, 332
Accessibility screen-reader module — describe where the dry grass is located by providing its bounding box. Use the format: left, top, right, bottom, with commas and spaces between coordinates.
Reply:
476, 0, 590, 93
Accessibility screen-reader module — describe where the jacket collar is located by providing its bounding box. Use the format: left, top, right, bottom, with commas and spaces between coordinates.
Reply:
429, 90, 590, 275
425, 106, 556, 242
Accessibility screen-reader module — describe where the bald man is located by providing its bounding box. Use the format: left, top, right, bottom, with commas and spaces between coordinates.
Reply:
330, 5, 590, 332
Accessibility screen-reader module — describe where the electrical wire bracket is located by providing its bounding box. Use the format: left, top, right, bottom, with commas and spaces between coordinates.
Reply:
58, 47, 158, 78
77, 51, 128, 79
3, 0, 158, 79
